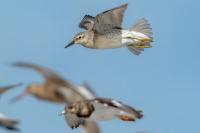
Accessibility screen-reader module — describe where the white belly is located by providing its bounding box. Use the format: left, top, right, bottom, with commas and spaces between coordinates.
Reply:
91, 30, 148, 49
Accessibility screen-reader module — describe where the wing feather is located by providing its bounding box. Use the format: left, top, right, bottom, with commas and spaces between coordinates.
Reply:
93, 4, 128, 33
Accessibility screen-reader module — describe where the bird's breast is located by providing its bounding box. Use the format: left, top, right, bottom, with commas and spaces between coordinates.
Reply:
93, 36, 122, 49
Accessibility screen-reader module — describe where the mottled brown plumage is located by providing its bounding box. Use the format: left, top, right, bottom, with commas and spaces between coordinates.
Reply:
11, 62, 100, 133
67, 101, 95, 118
11, 62, 84, 103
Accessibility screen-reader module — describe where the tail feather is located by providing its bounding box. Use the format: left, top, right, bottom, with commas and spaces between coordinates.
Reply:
127, 45, 144, 55
127, 18, 153, 55
130, 18, 153, 38
136, 110, 143, 119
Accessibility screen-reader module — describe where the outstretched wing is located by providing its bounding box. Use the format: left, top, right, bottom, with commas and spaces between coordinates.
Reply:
57, 82, 97, 107
93, 4, 128, 33
112, 100, 143, 120
92, 98, 143, 121
79, 15, 95, 30
76, 82, 96, 99
56, 86, 85, 104
12, 62, 68, 85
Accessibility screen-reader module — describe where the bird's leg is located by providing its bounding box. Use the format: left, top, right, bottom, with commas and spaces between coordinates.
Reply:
123, 31, 152, 48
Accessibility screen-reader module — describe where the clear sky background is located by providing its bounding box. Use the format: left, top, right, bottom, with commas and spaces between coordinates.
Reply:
0, 0, 199, 133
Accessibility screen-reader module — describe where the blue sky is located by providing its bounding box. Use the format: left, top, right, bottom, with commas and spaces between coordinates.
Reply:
0, 0, 200, 133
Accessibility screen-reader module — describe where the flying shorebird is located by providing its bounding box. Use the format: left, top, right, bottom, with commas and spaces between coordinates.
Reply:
0, 112, 20, 131
65, 3, 153, 55
10, 62, 96, 103
11, 62, 100, 133
0, 83, 22, 96
59, 98, 143, 129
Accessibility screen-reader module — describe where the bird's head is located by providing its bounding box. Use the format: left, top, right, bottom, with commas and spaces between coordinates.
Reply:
59, 103, 78, 116
10, 84, 41, 102
67, 103, 80, 113
65, 32, 91, 48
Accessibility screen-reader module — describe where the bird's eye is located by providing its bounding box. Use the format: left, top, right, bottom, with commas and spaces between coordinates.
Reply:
78, 36, 82, 39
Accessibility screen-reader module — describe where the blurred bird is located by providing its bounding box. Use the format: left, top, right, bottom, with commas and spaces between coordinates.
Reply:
0, 112, 19, 131
65, 3, 153, 55
0, 83, 22, 96
59, 98, 143, 129
11, 62, 100, 133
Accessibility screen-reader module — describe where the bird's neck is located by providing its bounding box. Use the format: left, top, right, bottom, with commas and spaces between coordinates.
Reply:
82, 31, 94, 48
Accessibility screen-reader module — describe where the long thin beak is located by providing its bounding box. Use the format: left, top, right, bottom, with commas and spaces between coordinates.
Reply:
65, 40, 75, 48
4, 82, 23, 89
10, 89, 30, 103
58, 110, 66, 116
0, 83, 23, 95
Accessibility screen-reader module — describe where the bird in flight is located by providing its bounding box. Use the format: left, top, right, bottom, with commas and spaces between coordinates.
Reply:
11, 62, 100, 133
59, 98, 143, 129
0, 112, 20, 131
65, 3, 153, 55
